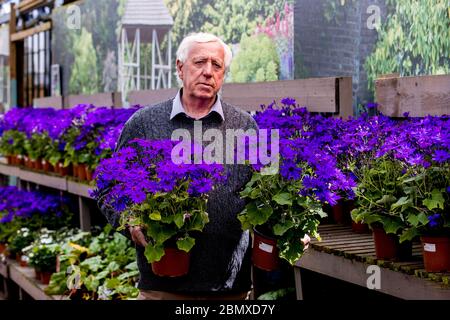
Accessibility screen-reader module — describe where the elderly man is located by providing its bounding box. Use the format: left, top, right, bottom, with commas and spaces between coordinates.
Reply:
99, 32, 308, 300
99, 33, 257, 300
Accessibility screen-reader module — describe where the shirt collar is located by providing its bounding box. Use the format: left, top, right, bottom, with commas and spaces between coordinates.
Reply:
170, 89, 224, 121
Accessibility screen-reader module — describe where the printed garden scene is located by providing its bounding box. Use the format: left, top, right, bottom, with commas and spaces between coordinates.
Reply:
0, 0, 448, 306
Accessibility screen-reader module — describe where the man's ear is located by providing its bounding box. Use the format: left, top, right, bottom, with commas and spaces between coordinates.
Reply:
176, 59, 183, 80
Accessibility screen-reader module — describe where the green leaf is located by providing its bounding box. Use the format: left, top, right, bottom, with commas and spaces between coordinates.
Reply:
173, 213, 184, 229
382, 219, 403, 235
376, 195, 397, 205
176, 236, 196, 252
391, 196, 411, 210
144, 244, 165, 263
105, 278, 120, 290
273, 220, 294, 236
272, 193, 292, 206
399, 228, 420, 243
149, 212, 161, 221
423, 189, 445, 210
84, 275, 100, 292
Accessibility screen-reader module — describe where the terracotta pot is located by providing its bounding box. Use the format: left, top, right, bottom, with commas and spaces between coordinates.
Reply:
0, 242, 6, 254
332, 200, 352, 225
6, 155, 13, 165
72, 164, 79, 178
58, 163, 72, 177
16, 254, 28, 267
17, 155, 24, 166
24, 157, 31, 168
77, 164, 87, 181
352, 221, 371, 233
421, 236, 450, 272
252, 228, 280, 271
34, 268, 42, 280
151, 248, 190, 277
35, 158, 43, 171
48, 163, 55, 172
42, 160, 50, 172
85, 167, 93, 181
41, 271, 53, 285
372, 226, 412, 260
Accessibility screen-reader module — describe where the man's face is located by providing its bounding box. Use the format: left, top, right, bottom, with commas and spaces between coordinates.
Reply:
177, 41, 225, 101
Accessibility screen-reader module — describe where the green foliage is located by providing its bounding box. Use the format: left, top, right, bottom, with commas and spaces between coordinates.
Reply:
28, 244, 60, 272
7, 228, 35, 257
69, 28, 99, 95
351, 157, 450, 242
165, 0, 291, 46
23, 132, 52, 161
0, 130, 27, 156
45, 226, 139, 300
257, 287, 295, 300
238, 169, 325, 265
119, 181, 210, 263
201, 0, 291, 44
230, 34, 280, 83
365, 0, 450, 92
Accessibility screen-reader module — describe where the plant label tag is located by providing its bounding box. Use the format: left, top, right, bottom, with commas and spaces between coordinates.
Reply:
423, 243, 436, 252
258, 242, 273, 253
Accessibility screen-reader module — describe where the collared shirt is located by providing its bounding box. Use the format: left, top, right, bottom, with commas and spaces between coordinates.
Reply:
170, 89, 225, 121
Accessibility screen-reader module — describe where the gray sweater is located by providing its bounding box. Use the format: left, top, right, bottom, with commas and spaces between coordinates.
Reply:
98, 98, 258, 294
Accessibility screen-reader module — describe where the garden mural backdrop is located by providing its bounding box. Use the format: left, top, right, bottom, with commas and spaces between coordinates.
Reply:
51, 0, 449, 112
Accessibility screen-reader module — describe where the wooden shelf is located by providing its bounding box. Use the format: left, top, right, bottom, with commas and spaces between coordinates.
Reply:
0, 163, 93, 199
0, 163, 21, 177
295, 225, 450, 300
67, 179, 93, 198
20, 168, 67, 191
0, 261, 8, 278
7, 260, 58, 300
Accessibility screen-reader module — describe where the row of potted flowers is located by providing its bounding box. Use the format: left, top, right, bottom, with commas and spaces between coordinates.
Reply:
0, 105, 140, 182
92, 98, 449, 275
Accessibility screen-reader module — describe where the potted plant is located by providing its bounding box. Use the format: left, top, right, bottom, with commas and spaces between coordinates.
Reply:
241, 101, 356, 270
93, 139, 225, 277
397, 161, 450, 272
8, 227, 35, 266
27, 243, 60, 284
351, 156, 413, 260
238, 166, 325, 270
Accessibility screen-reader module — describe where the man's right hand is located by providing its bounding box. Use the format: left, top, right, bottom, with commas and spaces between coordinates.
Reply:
129, 226, 148, 247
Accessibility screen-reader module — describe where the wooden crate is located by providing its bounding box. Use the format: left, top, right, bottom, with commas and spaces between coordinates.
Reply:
375, 74, 450, 117
129, 77, 353, 118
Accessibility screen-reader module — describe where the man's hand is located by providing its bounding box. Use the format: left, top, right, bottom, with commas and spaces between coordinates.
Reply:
301, 234, 311, 250
129, 226, 148, 247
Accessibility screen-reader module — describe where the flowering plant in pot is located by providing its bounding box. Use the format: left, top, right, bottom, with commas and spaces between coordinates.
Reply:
240, 101, 356, 268
26, 235, 61, 285
350, 156, 413, 260
92, 139, 225, 276
387, 116, 450, 271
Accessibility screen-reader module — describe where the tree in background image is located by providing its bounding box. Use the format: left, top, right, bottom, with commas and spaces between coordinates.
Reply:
69, 28, 99, 94
364, 0, 450, 92
230, 34, 279, 82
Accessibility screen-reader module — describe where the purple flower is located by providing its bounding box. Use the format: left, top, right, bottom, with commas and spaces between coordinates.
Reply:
428, 213, 441, 228
281, 97, 296, 106
432, 150, 450, 163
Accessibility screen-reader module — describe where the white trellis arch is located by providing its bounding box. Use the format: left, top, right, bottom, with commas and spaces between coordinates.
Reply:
118, 0, 173, 106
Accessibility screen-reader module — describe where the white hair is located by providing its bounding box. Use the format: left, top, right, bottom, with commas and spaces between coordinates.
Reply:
176, 32, 232, 87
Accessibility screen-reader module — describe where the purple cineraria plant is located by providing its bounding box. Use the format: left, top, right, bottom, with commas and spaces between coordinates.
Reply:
91, 138, 226, 263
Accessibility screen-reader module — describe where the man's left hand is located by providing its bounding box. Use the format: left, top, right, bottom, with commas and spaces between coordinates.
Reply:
301, 234, 311, 250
